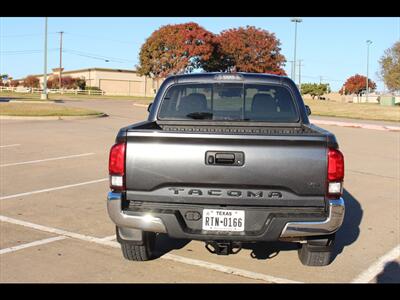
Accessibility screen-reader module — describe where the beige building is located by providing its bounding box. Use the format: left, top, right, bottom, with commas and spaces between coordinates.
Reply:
33, 67, 163, 97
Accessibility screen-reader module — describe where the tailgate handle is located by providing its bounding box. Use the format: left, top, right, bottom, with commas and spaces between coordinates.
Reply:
215, 153, 235, 164
205, 151, 244, 166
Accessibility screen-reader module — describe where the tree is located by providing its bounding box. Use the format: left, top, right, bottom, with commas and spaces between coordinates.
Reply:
301, 83, 330, 99
339, 74, 376, 96
22, 75, 40, 88
47, 76, 85, 89
203, 26, 286, 75
137, 22, 216, 78
378, 41, 400, 92
10, 80, 19, 87
75, 78, 86, 90
47, 76, 60, 89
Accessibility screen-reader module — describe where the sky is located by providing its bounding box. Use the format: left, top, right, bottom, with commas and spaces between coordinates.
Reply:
1, 17, 399, 91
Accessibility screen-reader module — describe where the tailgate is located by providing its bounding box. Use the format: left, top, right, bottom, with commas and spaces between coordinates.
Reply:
125, 131, 328, 207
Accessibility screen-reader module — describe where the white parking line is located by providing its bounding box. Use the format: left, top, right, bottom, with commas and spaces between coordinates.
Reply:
100, 235, 116, 241
161, 253, 301, 283
0, 178, 108, 200
0, 152, 95, 167
352, 244, 400, 283
0, 214, 299, 284
0, 215, 113, 245
0, 236, 66, 255
0, 144, 21, 148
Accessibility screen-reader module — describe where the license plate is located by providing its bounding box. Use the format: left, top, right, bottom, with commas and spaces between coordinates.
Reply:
202, 209, 245, 232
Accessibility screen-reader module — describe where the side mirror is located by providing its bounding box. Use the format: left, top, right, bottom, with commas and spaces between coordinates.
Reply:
147, 102, 153, 113
305, 105, 311, 116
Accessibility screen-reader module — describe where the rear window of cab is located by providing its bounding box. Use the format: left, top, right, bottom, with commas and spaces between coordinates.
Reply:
158, 83, 299, 122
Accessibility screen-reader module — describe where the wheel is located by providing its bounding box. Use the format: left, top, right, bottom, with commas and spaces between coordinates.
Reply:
120, 231, 156, 261
298, 234, 335, 266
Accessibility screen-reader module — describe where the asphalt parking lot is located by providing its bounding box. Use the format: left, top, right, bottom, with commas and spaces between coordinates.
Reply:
1, 99, 399, 283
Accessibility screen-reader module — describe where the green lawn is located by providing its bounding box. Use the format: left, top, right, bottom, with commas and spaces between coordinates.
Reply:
303, 98, 400, 122
0, 102, 103, 117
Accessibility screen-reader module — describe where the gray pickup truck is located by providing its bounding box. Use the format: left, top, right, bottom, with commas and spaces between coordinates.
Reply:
107, 73, 345, 266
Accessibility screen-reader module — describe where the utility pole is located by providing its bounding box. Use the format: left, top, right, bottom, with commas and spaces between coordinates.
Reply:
288, 60, 294, 81
58, 31, 64, 91
366, 40, 372, 103
41, 17, 48, 100
298, 59, 303, 90
291, 17, 302, 84
319, 76, 323, 84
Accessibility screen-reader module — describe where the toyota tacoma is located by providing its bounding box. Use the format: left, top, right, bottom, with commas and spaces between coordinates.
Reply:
107, 72, 345, 266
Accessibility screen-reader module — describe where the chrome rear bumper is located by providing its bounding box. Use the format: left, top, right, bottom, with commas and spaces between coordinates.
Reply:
107, 192, 167, 233
279, 198, 345, 238
107, 192, 344, 238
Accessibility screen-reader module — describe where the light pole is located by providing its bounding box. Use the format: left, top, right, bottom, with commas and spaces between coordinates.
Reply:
291, 17, 302, 85
58, 31, 64, 91
298, 59, 303, 90
41, 17, 48, 100
366, 40, 372, 103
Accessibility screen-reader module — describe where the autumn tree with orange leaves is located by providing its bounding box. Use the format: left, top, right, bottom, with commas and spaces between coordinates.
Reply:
339, 74, 376, 96
204, 26, 286, 75
138, 23, 287, 78
22, 75, 40, 88
137, 22, 216, 78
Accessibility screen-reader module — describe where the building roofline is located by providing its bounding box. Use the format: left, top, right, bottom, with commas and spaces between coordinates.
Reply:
25, 67, 139, 78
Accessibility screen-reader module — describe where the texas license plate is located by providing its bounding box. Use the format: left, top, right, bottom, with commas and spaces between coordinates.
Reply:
202, 209, 245, 232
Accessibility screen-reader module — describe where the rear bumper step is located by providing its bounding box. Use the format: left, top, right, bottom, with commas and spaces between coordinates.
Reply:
107, 192, 167, 233
279, 198, 345, 237
107, 192, 344, 239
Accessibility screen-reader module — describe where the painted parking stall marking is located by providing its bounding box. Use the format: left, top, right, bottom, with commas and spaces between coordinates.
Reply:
0, 144, 21, 148
0, 214, 299, 284
0, 152, 95, 167
0, 215, 115, 246
0, 236, 66, 255
0, 178, 108, 200
352, 244, 400, 283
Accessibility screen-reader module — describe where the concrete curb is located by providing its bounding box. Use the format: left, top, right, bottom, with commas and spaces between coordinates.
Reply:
0, 113, 108, 121
133, 103, 148, 108
310, 119, 400, 132
8, 100, 58, 104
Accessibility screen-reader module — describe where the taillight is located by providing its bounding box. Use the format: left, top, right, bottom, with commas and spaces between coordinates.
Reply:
327, 148, 344, 197
109, 142, 126, 190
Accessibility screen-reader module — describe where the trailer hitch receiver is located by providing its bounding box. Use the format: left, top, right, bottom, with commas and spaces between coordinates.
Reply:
205, 241, 242, 255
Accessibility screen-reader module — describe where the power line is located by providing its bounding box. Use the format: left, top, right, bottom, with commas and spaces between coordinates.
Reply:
0, 32, 58, 38
0, 48, 58, 55
63, 32, 134, 45
301, 75, 343, 82
62, 48, 135, 63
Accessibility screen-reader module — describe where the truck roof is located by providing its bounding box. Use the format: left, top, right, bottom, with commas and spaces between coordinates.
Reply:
164, 72, 293, 85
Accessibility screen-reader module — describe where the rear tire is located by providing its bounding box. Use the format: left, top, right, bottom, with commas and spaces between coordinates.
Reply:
120, 232, 156, 261
298, 234, 335, 266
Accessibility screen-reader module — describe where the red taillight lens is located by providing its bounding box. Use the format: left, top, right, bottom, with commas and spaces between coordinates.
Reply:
327, 148, 344, 181
109, 142, 126, 176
